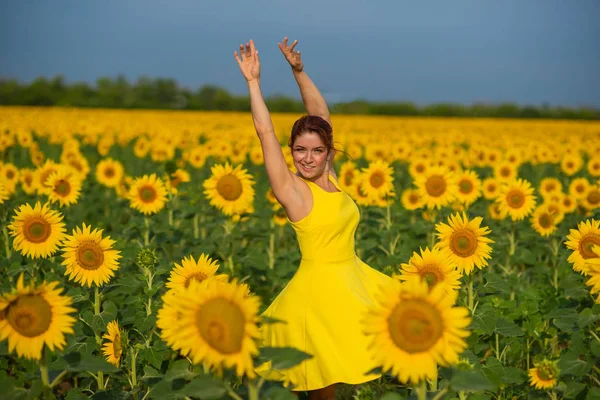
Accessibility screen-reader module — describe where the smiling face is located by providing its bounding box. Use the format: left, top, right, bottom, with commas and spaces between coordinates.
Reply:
291, 131, 330, 179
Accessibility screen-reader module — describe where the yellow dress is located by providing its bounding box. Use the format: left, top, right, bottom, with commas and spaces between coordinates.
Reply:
255, 173, 393, 391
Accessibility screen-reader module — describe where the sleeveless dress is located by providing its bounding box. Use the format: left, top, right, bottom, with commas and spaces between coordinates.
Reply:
254, 173, 393, 391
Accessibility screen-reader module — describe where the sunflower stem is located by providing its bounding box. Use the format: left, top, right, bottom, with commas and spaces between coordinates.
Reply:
98, 371, 105, 391
2, 225, 11, 260
193, 214, 199, 239
200, 214, 207, 240
247, 380, 259, 400
224, 381, 244, 400
94, 286, 102, 315
415, 380, 427, 400
495, 333, 500, 360
40, 347, 50, 387
144, 217, 150, 246
50, 369, 68, 388
467, 273, 475, 314
130, 347, 138, 389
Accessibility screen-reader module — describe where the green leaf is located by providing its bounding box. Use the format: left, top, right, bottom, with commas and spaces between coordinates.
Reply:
562, 381, 586, 399
587, 388, 600, 400
546, 308, 579, 332
577, 308, 599, 328
380, 393, 403, 400
591, 340, 600, 357
261, 386, 298, 400
182, 375, 226, 399
257, 347, 313, 371
65, 389, 88, 400
484, 275, 511, 295
147, 378, 187, 399
495, 318, 524, 337
164, 359, 195, 381
142, 365, 162, 380
471, 307, 497, 335
64, 352, 119, 373
447, 368, 497, 391
558, 352, 591, 377
481, 357, 505, 388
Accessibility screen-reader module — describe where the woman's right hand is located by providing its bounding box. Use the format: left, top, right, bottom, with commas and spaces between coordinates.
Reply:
234, 40, 260, 83
278, 37, 303, 72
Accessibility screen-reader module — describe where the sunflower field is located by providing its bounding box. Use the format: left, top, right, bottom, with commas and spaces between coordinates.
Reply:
1, 106, 600, 400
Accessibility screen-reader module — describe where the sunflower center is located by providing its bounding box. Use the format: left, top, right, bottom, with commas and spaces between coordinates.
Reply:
184, 272, 208, 288
487, 184, 497, 193
506, 189, 525, 208
588, 190, 600, 205
409, 194, 420, 204
104, 167, 115, 178
113, 334, 122, 357
579, 234, 600, 259
576, 184, 585, 193
55, 179, 71, 196
537, 364, 557, 381
76, 241, 105, 270
538, 213, 553, 229
6, 295, 52, 338
566, 162, 574, 168
24, 217, 51, 244
387, 299, 443, 354
344, 171, 353, 186
545, 183, 556, 192
459, 179, 473, 194
500, 168, 511, 177
419, 265, 443, 288
416, 164, 425, 173
139, 185, 157, 203
217, 175, 243, 201
7, 170, 15, 179
196, 297, 245, 354
369, 172, 385, 189
425, 175, 446, 197
450, 229, 477, 257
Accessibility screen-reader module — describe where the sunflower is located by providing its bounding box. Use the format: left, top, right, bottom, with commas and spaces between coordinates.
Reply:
0, 274, 76, 360
434, 212, 494, 275
102, 320, 122, 367
454, 169, 482, 208
401, 188, 425, 210
188, 146, 207, 169
528, 359, 559, 390
397, 247, 461, 294
581, 185, 600, 211
249, 145, 264, 166
265, 187, 279, 205
156, 278, 261, 378
166, 169, 191, 194
339, 161, 358, 192
493, 161, 518, 182
487, 202, 508, 221
561, 193, 578, 214
565, 218, 600, 274
539, 177, 562, 200
63, 154, 90, 179
9, 202, 66, 259
582, 247, 600, 301
133, 136, 151, 158
61, 223, 122, 287
408, 158, 430, 179
362, 279, 471, 384
530, 204, 559, 237
588, 155, 600, 177
560, 153, 583, 176
569, 178, 591, 200
34, 160, 59, 195
2, 162, 19, 190
359, 160, 395, 199
482, 177, 501, 200
128, 174, 168, 215
496, 178, 537, 221
0, 180, 9, 204
46, 167, 82, 207
166, 254, 229, 291
203, 163, 255, 216
17, 131, 33, 148
96, 158, 125, 188
19, 168, 37, 195
272, 203, 288, 227
414, 165, 457, 210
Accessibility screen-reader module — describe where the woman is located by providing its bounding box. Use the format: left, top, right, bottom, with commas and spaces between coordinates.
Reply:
234, 38, 391, 400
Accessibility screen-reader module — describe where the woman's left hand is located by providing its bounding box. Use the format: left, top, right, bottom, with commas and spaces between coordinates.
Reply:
278, 37, 303, 72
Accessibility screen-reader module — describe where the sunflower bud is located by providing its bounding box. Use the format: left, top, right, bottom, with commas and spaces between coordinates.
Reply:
137, 248, 158, 269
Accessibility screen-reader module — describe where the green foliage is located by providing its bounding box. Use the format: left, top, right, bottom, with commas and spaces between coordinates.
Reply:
1, 75, 598, 119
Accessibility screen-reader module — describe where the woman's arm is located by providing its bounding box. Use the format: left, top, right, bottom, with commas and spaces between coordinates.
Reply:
235, 40, 297, 204
278, 37, 332, 127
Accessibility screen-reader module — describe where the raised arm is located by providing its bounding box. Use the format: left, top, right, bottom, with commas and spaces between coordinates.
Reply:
278, 37, 331, 127
234, 40, 298, 205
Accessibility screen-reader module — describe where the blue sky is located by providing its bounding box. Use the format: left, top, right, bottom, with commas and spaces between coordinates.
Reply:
1, 0, 599, 106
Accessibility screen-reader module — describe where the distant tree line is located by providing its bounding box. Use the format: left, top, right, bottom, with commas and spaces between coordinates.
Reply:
0, 75, 598, 120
